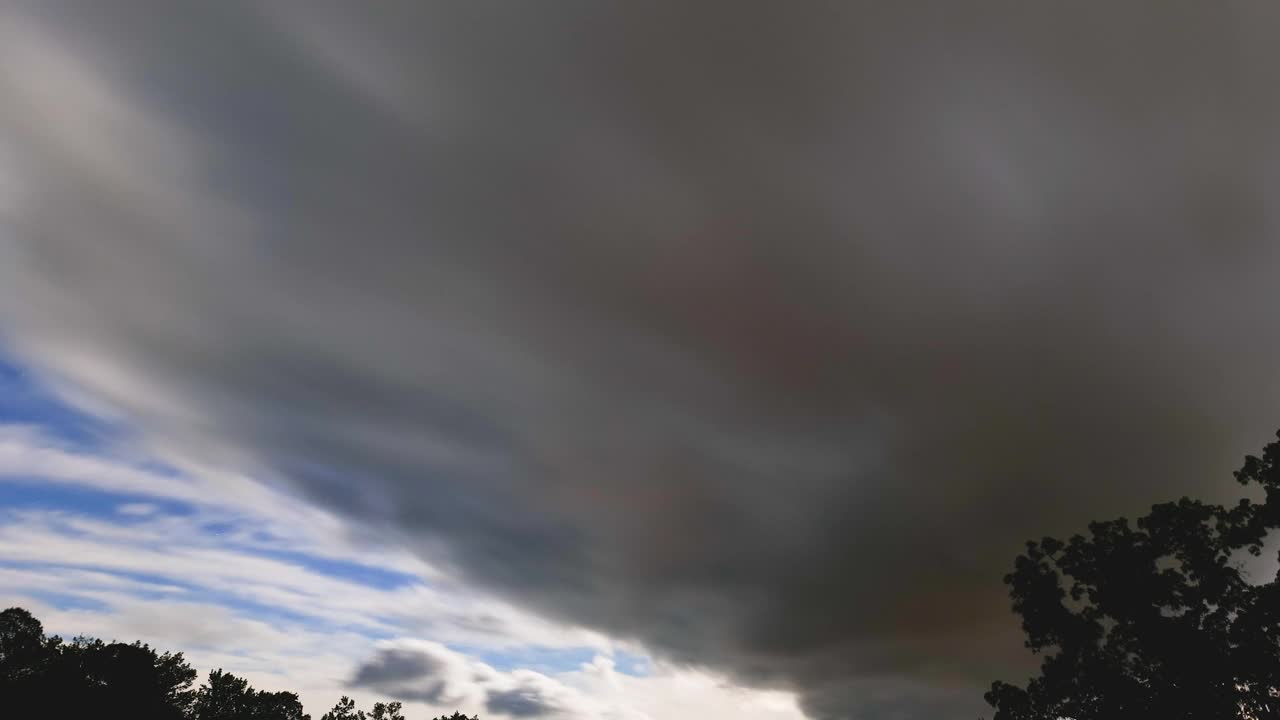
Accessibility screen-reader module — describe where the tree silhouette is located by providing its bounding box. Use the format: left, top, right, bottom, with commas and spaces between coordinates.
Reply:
0, 607, 45, 669
195, 669, 257, 719
1, 606, 200, 720
0, 607, 57, 713
0, 607, 47, 680
58, 637, 198, 719
321, 695, 367, 720
371, 701, 406, 720
0, 609, 473, 719
254, 688, 311, 720
195, 668, 309, 720
987, 431, 1280, 719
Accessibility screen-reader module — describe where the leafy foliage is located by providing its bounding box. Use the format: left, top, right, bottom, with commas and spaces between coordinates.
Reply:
988, 431, 1280, 718
195, 668, 308, 720
372, 701, 406, 720
0, 608, 476, 719
321, 696, 366, 720
1, 607, 198, 719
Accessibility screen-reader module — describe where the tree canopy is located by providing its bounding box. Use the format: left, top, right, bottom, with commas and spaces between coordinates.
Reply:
987, 431, 1280, 719
0, 608, 476, 720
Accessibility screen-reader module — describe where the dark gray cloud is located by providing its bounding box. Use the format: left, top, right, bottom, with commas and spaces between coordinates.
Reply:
485, 685, 563, 719
4, 2, 1280, 717
350, 648, 450, 704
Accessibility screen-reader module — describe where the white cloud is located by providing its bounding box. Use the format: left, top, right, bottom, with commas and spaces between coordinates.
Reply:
350, 639, 803, 720
567, 657, 806, 720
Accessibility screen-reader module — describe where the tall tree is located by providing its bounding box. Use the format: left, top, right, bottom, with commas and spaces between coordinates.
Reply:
371, 701, 405, 720
253, 688, 310, 720
4, 608, 201, 718
987, 431, 1280, 719
194, 669, 309, 720
195, 669, 257, 720
0, 607, 45, 666
320, 696, 366, 720
0, 607, 54, 714
0, 607, 48, 681
48, 637, 197, 720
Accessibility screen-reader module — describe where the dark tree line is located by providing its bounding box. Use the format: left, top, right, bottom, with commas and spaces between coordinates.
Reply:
0, 607, 475, 720
987, 431, 1280, 718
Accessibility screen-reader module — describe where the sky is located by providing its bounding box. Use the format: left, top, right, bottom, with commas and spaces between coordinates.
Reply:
0, 355, 805, 719
3, 3, 1280, 719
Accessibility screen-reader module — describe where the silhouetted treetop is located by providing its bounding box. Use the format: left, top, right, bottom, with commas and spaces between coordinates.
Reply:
987, 430, 1280, 719
372, 701, 406, 720
2, 608, 197, 719
196, 668, 309, 720
0, 607, 46, 681
321, 695, 366, 720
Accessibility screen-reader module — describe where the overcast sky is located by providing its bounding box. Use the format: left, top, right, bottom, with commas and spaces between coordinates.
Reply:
3, 3, 1280, 719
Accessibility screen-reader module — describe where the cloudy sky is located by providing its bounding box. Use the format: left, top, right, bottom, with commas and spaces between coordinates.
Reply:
3, 3, 1280, 719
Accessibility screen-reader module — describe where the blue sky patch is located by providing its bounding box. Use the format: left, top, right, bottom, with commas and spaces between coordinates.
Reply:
0, 482, 196, 523
465, 645, 598, 674
244, 546, 422, 591
0, 352, 119, 450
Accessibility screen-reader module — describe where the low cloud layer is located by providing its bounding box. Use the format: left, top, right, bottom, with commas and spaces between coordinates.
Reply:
352, 641, 602, 720
353, 647, 453, 705
5, 3, 1280, 717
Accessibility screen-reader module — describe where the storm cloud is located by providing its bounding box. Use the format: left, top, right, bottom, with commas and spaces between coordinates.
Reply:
351, 647, 453, 705
4, 2, 1280, 717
